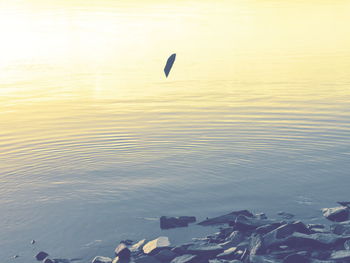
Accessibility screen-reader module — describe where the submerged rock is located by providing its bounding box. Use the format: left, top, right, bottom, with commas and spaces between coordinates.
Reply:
43, 259, 55, 263
322, 207, 349, 222
91, 256, 113, 263
198, 210, 254, 226
283, 253, 309, 263
143, 237, 170, 255
35, 251, 49, 261
231, 215, 277, 231
160, 216, 196, 229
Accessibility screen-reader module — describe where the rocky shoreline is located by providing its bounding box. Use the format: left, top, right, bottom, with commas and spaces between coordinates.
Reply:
33, 202, 350, 263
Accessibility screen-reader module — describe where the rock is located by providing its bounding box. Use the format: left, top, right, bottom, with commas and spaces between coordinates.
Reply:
120, 240, 133, 246
134, 256, 161, 263
231, 215, 276, 231
170, 254, 198, 263
322, 207, 349, 222
286, 232, 350, 248
154, 249, 177, 262
256, 223, 283, 235
160, 216, 196, 229
43, 259, 55, 263
171, 244, 194, 255
198, 210, 254, 225
330, 250, 350, 260
53, 259, 71, 263
277, 212, 294, 220
92, 257, 113, 263
13, 255, 19, 259
115, 243, 131, 260
283, 253, 309, 263
263, 222, 311, 248
31, 240, 36, 244
249, 234, 264, 256
216, 247, 237, 260
255, 213, 268, 220
337, 201, 350, 207
35, 252, 49, 261
344, 239, 350, 250
330, 221, 350, 235
143, 237, 170, 255
186, 244, 224, 258
249, 255, 280, 263
130, 239, 146, 252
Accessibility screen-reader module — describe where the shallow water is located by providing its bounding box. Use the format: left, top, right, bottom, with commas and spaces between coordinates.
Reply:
0, 0, 350, 262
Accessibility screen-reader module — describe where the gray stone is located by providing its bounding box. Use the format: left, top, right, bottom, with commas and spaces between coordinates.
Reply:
330, 250, 350, 260
91, 256, 113, 263
231, 215, 276, 231
134, 256, 161, 263
286, 232, 350, 248
256, 223, 283, 235
170, 254, 198, 263
283, 253, 309, 263
322, 206, 349, 222
43, 259, 55, 263
115, 243, 131, 260
35, 252, 49, 261
154, 249, 177, 262
143, 237, 170, 255
198, 210, 254, 225
277, 212, 294, 220
160, 216, 196, 229
249, 234, 264, 256
344, 239, 350, 250
53, 259, 71, 263
186, 244, 224, 258
216, 247, 237, 260
330, 221, 350, 235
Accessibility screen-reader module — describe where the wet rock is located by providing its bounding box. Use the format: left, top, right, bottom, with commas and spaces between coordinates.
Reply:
134, 256, 161, 263
256, 223, 283, 235
286, 232, 350, 248
160, 216, 196, 229
53, 259, 71, 263
120, 240, 133, 246
198, 210, 254, 226
249, 234, 264, 256
263, 222, 311, 248
330, 221, 350, 235
231, 215, 276, 231
344, 239, 350, 250
277, 212, 294, 220
283, 253, 309, 263
115, 243, 131, 260
255, 213, 268, 220
13, 255, 19, 259
154, 249, 177, 262
337, 201, 350, 207
143, 237, 170, 255
36, 252, 49, 261
170, 254, 198, 263
171, 244, 194, 255
130, 239, 146, 252
216, 247, 237, 260
330, 250, 350, 260
249, 255, 280, 263
43, 259, 55, 263
322, 207, 349, 222
31, 240, 36, 244
91, 256, 113, 263
186, 244, 224, 258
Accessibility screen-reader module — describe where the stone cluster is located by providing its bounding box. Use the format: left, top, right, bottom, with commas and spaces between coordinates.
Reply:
31, 202, 350, 263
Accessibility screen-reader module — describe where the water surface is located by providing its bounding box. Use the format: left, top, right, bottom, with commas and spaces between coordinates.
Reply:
0, 0, 350, 262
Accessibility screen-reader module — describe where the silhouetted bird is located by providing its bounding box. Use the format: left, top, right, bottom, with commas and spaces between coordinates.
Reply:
164, 53, 176, 78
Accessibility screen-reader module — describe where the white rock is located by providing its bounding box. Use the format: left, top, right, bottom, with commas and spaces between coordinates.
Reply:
143, 237, 170, 254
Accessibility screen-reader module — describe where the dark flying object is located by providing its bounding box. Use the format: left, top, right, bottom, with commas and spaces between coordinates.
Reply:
164, 53, 176, 78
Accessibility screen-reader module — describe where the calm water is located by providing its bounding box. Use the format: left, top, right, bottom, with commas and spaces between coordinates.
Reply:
1, 0, 350, 262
